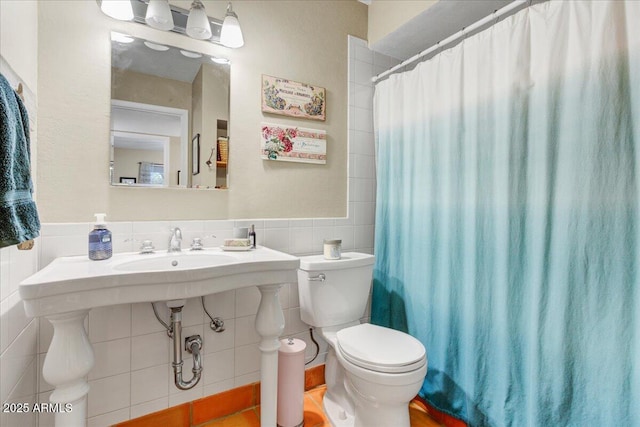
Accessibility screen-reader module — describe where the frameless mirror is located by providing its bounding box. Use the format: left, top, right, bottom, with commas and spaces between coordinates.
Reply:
110, 32, 230, 189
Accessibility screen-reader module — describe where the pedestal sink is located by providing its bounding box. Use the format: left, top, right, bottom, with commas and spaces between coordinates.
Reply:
19, 246, 299, 427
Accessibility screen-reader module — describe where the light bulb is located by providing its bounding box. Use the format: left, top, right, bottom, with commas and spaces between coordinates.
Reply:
145, 0, 174, 31
100, 0, 133, 21
186, 0, 212, 40
220, 3, 244, 48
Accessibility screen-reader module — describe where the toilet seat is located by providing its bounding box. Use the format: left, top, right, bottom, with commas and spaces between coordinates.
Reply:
336, 323, 426, 374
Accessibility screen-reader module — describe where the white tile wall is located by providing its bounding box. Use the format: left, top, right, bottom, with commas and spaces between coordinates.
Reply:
130, 365, 168, 406
87, 373, 130, 418
1, 245, 39, 427
27, 35, 391, 426
1, 48, 40, 427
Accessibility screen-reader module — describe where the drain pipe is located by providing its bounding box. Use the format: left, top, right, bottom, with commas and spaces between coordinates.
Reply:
170, 306, 203, 390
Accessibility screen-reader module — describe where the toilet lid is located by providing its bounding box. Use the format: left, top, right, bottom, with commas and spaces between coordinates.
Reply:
336, 323, 426, 374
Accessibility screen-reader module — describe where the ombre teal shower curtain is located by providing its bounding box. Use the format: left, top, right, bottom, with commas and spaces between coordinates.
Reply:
372, 1, 640, 425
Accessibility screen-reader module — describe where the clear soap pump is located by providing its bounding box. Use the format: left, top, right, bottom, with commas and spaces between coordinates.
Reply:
88, 213, 112, 260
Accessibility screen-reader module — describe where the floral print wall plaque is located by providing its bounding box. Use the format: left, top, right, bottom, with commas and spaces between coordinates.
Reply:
261, 123, 326, 164
262, 75, 326, 121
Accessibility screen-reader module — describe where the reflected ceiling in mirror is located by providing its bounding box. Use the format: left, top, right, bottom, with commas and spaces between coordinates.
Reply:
110, 32, 230, 190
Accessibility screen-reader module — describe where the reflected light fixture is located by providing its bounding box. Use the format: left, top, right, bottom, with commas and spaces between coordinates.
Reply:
144, 41, 170, 51
211, 56, 231, 65
145, 0, 174, 31
186, 0, 212, 40
100, 0, 134, 20
220, 2, 244, 48
111, 32, 135, 43
180, 50, 202, 59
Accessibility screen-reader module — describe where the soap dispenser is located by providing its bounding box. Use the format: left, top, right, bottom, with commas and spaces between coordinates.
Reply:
89, 213, 112, 260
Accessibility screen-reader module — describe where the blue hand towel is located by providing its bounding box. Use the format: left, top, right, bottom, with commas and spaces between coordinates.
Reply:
0, 73, 40, 248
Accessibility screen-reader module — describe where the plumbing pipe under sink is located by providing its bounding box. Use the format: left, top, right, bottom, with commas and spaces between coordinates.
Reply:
169, 305, 202, 390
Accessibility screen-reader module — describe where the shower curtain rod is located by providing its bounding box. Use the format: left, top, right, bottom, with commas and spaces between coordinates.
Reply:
372, 0, 529, 83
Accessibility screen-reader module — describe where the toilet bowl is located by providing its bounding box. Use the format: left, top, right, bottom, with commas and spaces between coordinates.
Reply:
297, 253, 428, 427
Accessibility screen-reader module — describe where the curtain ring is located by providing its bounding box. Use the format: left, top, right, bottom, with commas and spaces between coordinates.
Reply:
493, 10, 499, 25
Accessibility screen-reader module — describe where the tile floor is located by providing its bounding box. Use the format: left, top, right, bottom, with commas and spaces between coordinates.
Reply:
200, 385, 444, 427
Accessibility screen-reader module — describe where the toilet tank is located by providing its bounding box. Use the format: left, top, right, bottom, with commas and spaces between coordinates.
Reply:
297, 252, 375, 327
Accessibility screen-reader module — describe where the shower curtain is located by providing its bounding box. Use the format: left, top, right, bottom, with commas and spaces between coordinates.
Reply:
372, 1, 640, 426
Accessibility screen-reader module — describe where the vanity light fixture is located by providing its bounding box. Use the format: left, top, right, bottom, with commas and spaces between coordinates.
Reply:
220, 2, 244, 48
101, 0, 134, 21
98, 0, 244, 48
145, 0, 174, 31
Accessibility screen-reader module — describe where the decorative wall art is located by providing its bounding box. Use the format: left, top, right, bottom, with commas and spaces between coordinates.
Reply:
261, 75, 326, 121
260, 123, 326, 164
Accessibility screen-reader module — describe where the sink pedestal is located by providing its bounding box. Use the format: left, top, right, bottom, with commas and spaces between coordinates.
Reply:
43, 310, 94, 427
256, 284, 285, 427
42, 288, 287, 427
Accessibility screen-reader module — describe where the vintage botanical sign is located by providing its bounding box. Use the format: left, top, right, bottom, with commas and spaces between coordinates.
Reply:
262, 75, 326, 121
260, 123, 326, 164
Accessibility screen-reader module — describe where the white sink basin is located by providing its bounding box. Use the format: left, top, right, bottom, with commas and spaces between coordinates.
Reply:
113, 252, 235, 272
19, 246, 299, 317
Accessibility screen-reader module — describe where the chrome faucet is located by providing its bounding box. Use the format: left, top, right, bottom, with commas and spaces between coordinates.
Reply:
168, 228, 183, 252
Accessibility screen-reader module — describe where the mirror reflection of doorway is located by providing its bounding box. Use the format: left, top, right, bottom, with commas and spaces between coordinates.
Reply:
110, 100, 188, 187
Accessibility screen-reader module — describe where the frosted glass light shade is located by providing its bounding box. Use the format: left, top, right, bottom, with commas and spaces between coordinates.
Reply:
220, 3, 244, 48
186, 1, 212, 40
100, 0, 134, 21
145, 0, 174, 31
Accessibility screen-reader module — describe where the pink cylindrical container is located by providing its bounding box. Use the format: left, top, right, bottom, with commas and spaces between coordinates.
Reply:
277, 338, 306, 427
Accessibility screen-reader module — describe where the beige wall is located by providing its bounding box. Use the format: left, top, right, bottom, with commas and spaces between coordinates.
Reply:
368, 0, 436, 46
0, 0, 38, 91
37, 1, 367, 222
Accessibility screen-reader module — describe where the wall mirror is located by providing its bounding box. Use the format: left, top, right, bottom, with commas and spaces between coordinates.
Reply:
110, 32, 230, 189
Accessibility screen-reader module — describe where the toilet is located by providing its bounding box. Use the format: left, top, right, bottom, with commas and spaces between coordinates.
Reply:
297, 253, 427, 427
